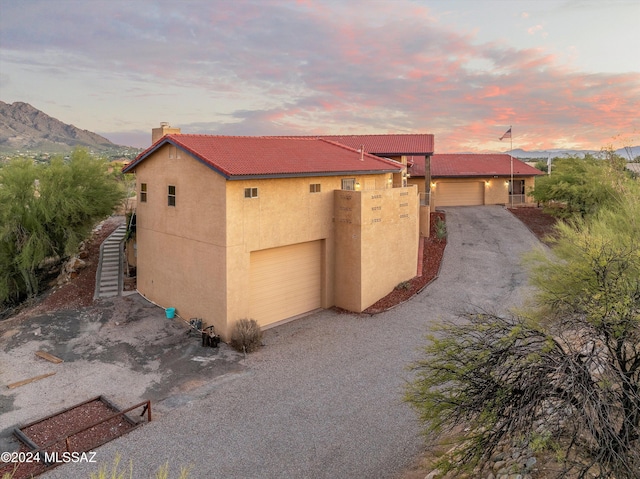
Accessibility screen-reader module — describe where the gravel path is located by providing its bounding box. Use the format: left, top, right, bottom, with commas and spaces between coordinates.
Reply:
41, 206, 542, 479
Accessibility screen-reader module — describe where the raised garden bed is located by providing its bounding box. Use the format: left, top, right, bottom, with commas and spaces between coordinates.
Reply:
1, 396, 150, 479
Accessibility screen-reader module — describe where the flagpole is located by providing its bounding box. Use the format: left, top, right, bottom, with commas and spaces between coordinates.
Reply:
510, 125, 513, 207
499, 126, 514, 206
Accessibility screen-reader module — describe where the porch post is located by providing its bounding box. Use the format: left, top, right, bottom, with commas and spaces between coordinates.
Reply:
424, 154, 431, 206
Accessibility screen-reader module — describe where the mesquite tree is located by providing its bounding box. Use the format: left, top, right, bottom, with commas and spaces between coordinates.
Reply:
406, 190, 640, 478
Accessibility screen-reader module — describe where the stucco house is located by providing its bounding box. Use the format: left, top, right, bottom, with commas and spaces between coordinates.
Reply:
123, 127, 434, 339
407, 154, 543, 208
283, 134, 434, 234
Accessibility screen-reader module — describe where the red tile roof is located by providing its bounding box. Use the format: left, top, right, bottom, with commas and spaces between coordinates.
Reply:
123, 135, 404, 178
275, 134, 434, 156
408, 154, 543, 178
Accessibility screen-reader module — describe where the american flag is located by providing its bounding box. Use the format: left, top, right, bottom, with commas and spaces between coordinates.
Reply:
499, 127, 512, 141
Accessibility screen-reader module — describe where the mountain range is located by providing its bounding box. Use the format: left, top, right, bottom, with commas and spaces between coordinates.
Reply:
0, 101, 117, 153
508, 147, 640, 161
1, 101, 638, 160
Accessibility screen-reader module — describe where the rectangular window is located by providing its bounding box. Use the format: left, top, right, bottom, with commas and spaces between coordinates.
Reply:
341, 178, 355, 191
168, 185, 176, 206
140, 183, 147, 203
310, 184, 321, 193
244, 187, 258, 198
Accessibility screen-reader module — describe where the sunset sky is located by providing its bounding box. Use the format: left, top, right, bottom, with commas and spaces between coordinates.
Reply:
1, 0, 639, 152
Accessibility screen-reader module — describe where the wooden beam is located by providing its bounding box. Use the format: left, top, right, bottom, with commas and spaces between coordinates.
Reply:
35, 351, 64, 364
7, 372, 56, 389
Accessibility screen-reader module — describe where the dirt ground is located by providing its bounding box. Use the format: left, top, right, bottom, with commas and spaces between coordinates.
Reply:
507, 206, 559, 245
1, 207, 559, 478
0, 217, 244, 475
0, 216, 124, 324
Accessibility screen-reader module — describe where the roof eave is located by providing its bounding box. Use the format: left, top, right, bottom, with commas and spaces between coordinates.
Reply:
122, 138, 238, 179
226, 169, 401, 180
431, 173, 543, 178
122, 138, 402, 179
374, 152, 433, 157
122, 138, 171, 173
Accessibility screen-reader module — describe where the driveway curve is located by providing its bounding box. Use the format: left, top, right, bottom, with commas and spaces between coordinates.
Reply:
43, 206, 542, 479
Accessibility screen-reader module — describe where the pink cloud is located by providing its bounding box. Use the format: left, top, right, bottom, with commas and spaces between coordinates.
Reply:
2, 0, 638, 152
527, 24, 544, 35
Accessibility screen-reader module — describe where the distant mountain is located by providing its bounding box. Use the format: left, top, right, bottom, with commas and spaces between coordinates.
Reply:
508, 147, 640, 161
0, 101, 117, 153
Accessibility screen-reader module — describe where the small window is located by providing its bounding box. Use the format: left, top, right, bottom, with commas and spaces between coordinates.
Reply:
341, 178, 355, 191
140, 183, 147, 203
310, 184, 321, 193
168, 185, 176, 206
244, 187, 258, 198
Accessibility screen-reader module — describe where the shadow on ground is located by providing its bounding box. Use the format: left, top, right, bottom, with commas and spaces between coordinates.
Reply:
0, 294, 244, 453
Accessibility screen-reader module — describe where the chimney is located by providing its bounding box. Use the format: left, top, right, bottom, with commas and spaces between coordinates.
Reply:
152, 122, 181, 144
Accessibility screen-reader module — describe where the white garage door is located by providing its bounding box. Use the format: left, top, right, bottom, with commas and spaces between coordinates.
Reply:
249, 241, 322, 328
436, 181, 484, 207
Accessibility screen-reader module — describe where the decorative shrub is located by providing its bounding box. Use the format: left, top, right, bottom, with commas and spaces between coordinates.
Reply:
229, 318, 263, 353
435, 217, 447, 239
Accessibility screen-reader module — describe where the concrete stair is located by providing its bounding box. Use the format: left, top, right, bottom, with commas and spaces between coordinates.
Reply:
94, 225, 126, 299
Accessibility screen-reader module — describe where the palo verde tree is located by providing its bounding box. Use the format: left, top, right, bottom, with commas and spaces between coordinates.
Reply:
0, 148, 126, 305
530, 154, 628, 218
405, 184, 640, 478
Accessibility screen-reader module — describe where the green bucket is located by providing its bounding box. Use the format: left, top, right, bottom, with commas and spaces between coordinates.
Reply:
165, 307, 176, 319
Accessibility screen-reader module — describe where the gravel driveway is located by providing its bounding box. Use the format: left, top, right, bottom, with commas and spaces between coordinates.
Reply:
34, 205, 541, 479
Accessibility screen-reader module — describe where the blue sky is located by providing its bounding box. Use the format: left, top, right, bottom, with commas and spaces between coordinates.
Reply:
1, 0, 638, 152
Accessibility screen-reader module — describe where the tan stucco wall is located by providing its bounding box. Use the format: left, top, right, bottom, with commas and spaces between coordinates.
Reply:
484, 178, 510, 204
125, 238, 136, 269
224, 176, 340, 336
224, 173, 400, 333
424, 176, 538, 210
419, 206, 430, 236
131, 144, 229, 336
405, 177, 430, 235
408, 177, 427, 195
334, 186, 419, 312
132, 146, 420, 338
523, 176, 537, 202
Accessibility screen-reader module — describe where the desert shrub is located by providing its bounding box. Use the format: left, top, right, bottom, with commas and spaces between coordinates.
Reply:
406, 192, 640, 478
434, 217, 447, 239
89, 454, 191, 479
229, 318, 263, 353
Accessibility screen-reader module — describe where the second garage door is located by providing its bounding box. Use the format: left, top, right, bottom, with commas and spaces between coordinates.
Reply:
249, 241, 322, 328
436, 181, 484, 207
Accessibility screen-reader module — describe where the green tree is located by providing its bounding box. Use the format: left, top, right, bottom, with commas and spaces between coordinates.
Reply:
530, 154, 625, 218
534, 159, 548, 173
405, 189, 640, 478
0, 148, 126, 305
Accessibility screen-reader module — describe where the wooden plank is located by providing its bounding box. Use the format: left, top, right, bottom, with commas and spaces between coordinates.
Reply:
35, 350, 63, 364
7, 372, 56, 389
